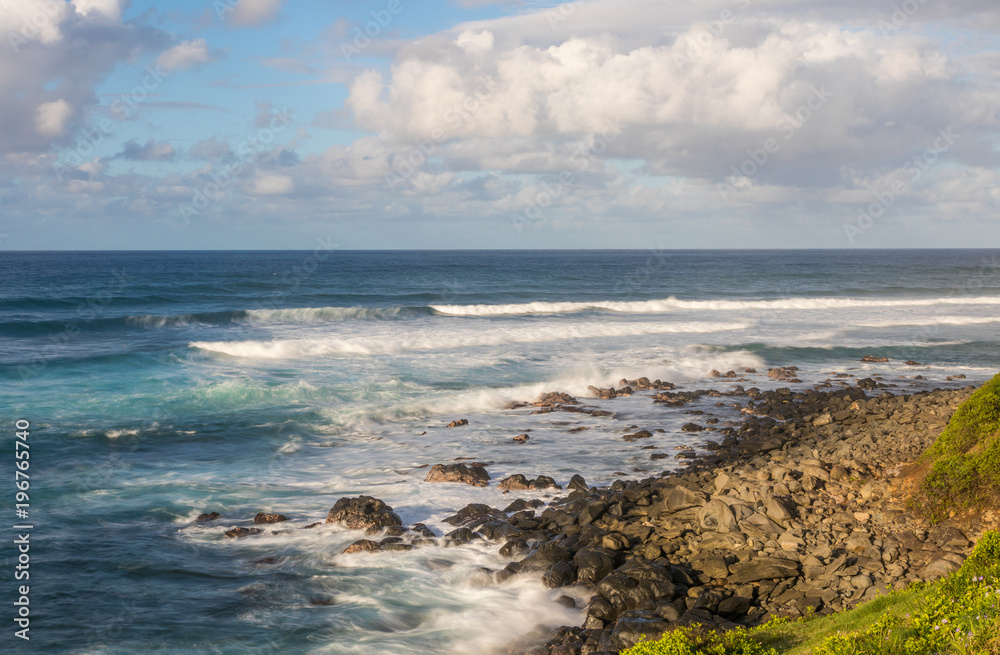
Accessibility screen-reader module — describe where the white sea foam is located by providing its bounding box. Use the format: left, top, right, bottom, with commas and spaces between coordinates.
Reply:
430, 295, 1000, 316
852, 316, 1000, 328
190, 321, 753, 359
105, 428, 139, 439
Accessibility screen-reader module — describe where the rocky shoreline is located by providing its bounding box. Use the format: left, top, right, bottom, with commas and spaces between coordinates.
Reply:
208, 370, 982, 655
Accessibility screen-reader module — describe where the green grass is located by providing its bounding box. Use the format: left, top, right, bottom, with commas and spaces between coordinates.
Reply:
917, 372, 1000, 520
621, 532, 1000, 655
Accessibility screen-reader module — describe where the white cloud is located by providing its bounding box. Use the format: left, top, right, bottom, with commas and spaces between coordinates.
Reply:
157, 39, 214, 72
35, 100, 73, 136
253, 174, 294, 195
224, 0, 284, 27
71, 0, 122, 22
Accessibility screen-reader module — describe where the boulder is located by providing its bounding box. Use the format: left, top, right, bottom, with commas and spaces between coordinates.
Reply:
498, 474, 562, 491
542, 561, 577, 588
253, 512, 289, 524
533, 392, 579, 406
697, 499, 737, 533
224, 527, 263, 538
343, 539, 381, 554
326, 496, 403, 533
443, 503, 507, 528
425, 463, 490, 487
446, 419, 469, 427
664, 486, 707, 512
729, 557, 800, 583
739, 511, 784, 538
601, 611, 672, 652
196, 512, 221, 523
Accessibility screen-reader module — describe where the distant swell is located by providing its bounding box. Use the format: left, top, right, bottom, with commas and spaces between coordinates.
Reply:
242, 306, 428, 323
190, 321, 754, 359
430, 295, 1000, 316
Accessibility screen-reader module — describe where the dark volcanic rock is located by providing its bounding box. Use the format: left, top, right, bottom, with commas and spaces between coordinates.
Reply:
499, 474, 562, 491
224, 527, 263, 538
196, 512, 221, 523
343, 539, 381, 554
425, 463, 490, 487
533, 392, 580, 406
443, 503, 507, 528
446, 418, 469, 427
326, 496, 403, 533
253, 512, 289, 524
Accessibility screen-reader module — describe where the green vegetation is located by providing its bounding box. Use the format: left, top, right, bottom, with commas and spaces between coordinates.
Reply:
918, 372, 1000, 520
621, 532, 1000, 655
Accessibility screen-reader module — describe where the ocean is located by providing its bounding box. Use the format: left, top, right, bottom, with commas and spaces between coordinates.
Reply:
2, 249, 999, 654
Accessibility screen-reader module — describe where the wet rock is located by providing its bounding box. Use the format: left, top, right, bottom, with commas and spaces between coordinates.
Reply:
443, 503, 507, 528
425, 463, 490, 487
861, 355, 889, 363
498, 474, 561, 491
500, 538, 530, 558
513, 434, 530, 443
196, 512, 221, 523
543, 561, 578, 588
326, 496, 403, 533
446, 419, 469, 427
768, 367, 801, 381
534, 392, 579, 406
575, 548, 618, 585
519, 543, 572, 572
568, 474, 588, 492
253, 512, 290, 524
681, 423, 704, 432
589, 385, 618, 399
444, 527, 477, 546
224, 527, 263, 538
343, 539, 381, 554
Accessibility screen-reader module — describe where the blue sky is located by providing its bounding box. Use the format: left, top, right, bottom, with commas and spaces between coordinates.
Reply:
0, 0, 998, 249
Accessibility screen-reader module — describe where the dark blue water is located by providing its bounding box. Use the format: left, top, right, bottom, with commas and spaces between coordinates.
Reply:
2, 250, 999, 653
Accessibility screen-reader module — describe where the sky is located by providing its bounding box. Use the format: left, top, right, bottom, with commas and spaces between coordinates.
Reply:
0, 0, 998, 250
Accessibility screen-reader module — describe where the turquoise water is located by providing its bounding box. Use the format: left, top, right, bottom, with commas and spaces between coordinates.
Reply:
2, 249, 999, 653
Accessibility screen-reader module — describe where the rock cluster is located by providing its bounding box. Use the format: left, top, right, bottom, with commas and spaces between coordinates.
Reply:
502, 384, 976, 654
